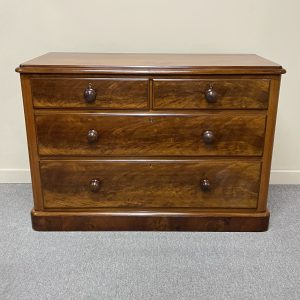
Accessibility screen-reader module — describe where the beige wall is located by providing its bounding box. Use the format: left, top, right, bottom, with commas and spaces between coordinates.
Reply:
0, 0, 299, 183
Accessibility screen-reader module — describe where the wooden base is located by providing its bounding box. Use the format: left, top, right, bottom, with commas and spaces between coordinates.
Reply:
31, 210, 270, 232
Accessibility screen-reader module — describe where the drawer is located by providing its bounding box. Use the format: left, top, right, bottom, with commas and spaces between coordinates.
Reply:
36, 112, 266, 157
40, 160, 261, 209
153, 79, 270, 109
31, 77, 149, 109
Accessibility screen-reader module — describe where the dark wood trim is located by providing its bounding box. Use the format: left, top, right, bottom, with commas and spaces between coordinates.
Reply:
16, 66, 286, 75
41, 207, 258, 213
149, 78, 153, 110
38, 157, 263, 162
31, 209, 270, 232
33, 109, 268, 116
257, 76, 281, 211
20, 75, 43, 210
18, 73, 281, 80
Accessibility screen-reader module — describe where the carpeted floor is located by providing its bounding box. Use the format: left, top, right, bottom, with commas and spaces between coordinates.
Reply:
0, 184, 299, 300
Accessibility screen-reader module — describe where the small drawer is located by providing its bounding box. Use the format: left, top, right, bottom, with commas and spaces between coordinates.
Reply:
35, 112, 266, 157
31, 77, 149, 109
153, 79, 270, 109
40, 160, 261, 209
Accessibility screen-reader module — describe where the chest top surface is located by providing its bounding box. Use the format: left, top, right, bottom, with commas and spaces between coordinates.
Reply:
16, 53, 285, 75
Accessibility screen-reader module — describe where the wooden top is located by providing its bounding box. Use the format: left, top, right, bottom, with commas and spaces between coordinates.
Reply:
16, 52, 285, 75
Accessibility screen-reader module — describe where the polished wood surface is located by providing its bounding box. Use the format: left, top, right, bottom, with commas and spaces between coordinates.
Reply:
16, 52, 285, 231
258, 77, 281, 211
20, 75, 43, 210
16, 53, 286, 75
35, 112, 266, 156
153, 79, 270, 109
40, 159, 261, 209
19, 53, 282, 68
31, 77, 149, 109
31, 210, 270, 231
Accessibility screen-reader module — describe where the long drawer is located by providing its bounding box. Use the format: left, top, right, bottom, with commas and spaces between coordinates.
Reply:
40, 160, 261, 209
36, 112, 266, 157
31, 77, 149, 109
153, 79, 270, 109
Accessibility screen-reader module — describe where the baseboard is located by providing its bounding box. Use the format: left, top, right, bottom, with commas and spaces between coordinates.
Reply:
269, 170, 300, 184
0, 169, 31, 183
0, 169, 300, 184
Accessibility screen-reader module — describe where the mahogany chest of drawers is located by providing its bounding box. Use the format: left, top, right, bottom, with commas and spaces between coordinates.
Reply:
16, 53, 285, 231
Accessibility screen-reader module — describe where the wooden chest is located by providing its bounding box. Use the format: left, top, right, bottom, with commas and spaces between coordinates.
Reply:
16, 53, 285, 231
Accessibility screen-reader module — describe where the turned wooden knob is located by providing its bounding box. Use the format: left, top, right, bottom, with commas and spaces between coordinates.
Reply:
202, 130, 215, 144
200, 179, 210, 192
205, 85, 218, 103
84, 83, 97, 103
90, 179, 101, 192
87, 129, 99, 143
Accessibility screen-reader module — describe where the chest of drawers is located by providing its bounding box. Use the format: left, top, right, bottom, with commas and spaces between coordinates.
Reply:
16, 53, 285, 231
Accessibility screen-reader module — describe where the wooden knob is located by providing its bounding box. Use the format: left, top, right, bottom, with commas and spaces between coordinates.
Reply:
202, 130, 215, 144
84, 83, 97, 103
90, 179, 101, 192
205, 85, 218, 103
87, 129, 99, 143
200, 179, 210, 192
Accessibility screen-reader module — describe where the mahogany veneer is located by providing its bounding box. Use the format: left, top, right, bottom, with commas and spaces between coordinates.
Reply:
16, 53, 285, 231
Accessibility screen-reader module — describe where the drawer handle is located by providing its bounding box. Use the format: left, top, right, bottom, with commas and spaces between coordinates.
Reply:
84, 83, 97, 103
204, 84, 218, 103
202, 130, 215, 144
200, 179, 211, 192
87, 129, 99, 143
89, 179, 101, 192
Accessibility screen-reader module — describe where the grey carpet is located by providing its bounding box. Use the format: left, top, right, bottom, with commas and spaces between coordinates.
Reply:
0, 184, 299, 300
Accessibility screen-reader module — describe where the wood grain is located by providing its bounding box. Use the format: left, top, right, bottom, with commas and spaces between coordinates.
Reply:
258, 77, 281, 211
16, 53, 285, 75
153, 79, 270, 109
31, 77, 149, 109
31, 210, 270, 232
40, 159, 261, 209
19, 75, 43, 210
15, 52, 285, 232
35, 112, 266, 156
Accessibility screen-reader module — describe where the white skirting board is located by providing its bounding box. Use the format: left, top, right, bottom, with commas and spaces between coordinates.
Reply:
269, 170, 300, 184
0, 169, 300, 184
0, 169, 32, 183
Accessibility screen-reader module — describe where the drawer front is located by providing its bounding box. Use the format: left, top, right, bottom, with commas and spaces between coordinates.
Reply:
31, 78, 149, 109
153, 79, 270, 109
40, 160, 261, 209
36, 112, 266, 156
